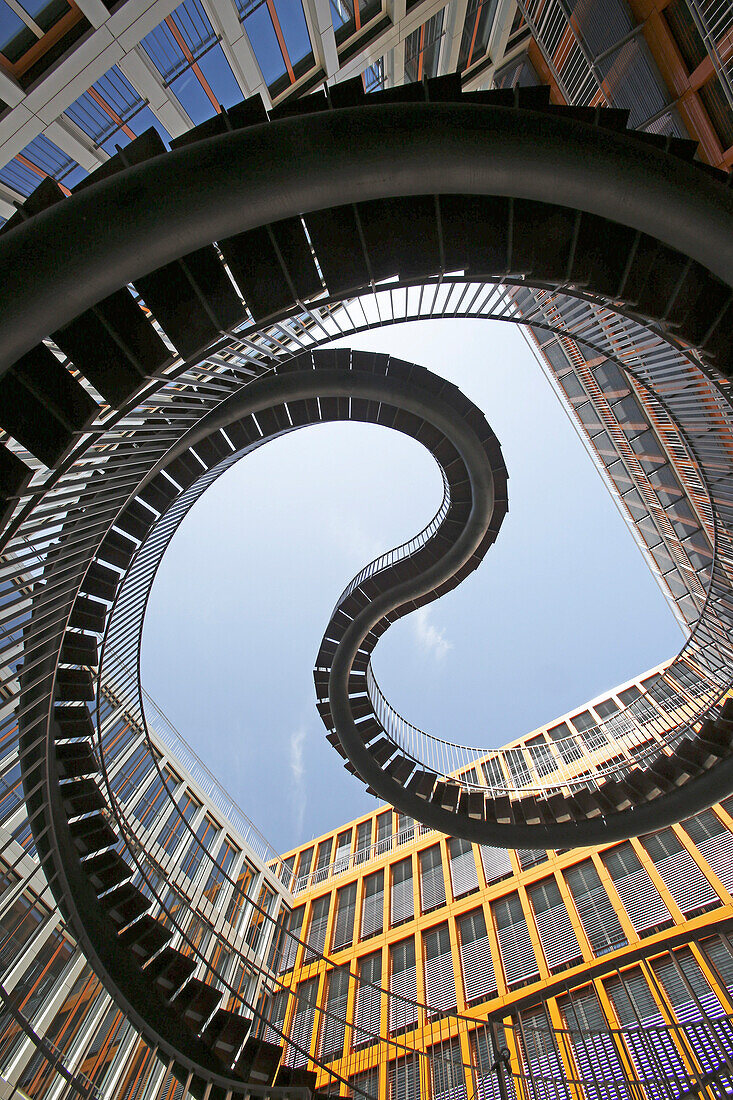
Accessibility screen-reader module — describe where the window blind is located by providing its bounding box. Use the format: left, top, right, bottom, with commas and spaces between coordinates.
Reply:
419, 845, 446, 913
319, 967, 349, 1061
332, 883, 357, 951
528, 878, 583, 972
602, 843, 672, 935
682, 811, 733, 895
516, 1006, 567, 1097
493, 893, 539, 989
354, 951, 381, 1048
458, 909, 496, 1005
333, 830, 352, 874
313, 839, 333, 884
430, 1037, 466, 1100
479, 846, 512, 886
641, 830, 719, 916
423, 923, 456, 1015
390, 939, 418, 1033
361, 871, 384, 939
605, 967, 687, 1089
305, 895, 330, 962
280, 906, 304, 972
448, 838, 479, 899
389, 1058, 420, 1100
377, 811, 393, 854
284, 977, 318, 1068
355, 821, 372, 864
263, 987, 290, 1043
391, 858, 414, 926
565, 861, 628, 956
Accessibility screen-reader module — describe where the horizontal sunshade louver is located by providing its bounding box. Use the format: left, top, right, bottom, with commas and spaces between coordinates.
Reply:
602, 843, 673, 934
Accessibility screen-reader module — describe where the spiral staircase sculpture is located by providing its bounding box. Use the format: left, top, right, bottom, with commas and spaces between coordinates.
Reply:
0, 75, 731, 1093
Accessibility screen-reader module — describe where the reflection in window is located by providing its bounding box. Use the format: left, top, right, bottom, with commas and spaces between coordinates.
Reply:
238, 0, 315, 93
458, 0, 498, 71
404, 9, 444, 83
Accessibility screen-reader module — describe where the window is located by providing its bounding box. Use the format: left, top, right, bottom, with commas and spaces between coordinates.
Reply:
423, 923, 456, 1015
156, 791, 200, 854
280, 906, 304, 972
492, 893, 539, 989
547, 723, 584, 765
458, 909, 496, 1005
478, 845, 512, 886
353, 951, 381, 1048
602, 843, 672, 935
391, 858, 414, 926
448, 837, 479, 899
682, 811, 733, 896
313, 838, 333, 884
361, 870, 384, 939
284, 977, 318, 1068
526, 736, 557, 777
332, 883, 357, 951
389, 938, 418, 1033
304, 895, 330, 962
132, 765, 179, 830
419, 846, 446, 914
528, 878, 582, 973
641, 829, 720, 916
333, 830, 352, 873
179, 814, 219, 883
376, 811, 392, 854
319, 967, 349, 1061
564, 861, 627, 956
355, 820, 372, 864
295, 847, 313, 891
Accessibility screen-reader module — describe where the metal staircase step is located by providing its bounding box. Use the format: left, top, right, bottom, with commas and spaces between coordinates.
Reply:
84, 849, 133, 893
99, 881, 151, 928
56, 740, 98, 779
146, 947, 197, 996
118, 914, 172, 961
60, 777, 106, 818
69, 812, 117, 855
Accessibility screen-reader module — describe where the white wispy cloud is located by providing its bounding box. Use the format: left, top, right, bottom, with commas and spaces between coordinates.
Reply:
289, 726, 308, 834
413, 607, 452, 662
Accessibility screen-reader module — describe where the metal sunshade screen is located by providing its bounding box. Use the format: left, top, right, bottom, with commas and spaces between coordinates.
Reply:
681, 811, 733, 895
354, 951, 382, 1048
515, 1006, 569, 1100
527, 878, 583, 973
391, 858, 414, 926
419, 845, 446, 914
559, 986, 628, 1098
640, 830, 720, 916
448, 838, 479, 899
651, 951, 733, 1082
319, 967, 349, 1062
492, 894, 539, 990
389, 1057, 420, 1100
564, 861, 628, 957
284, 977, 319, 1068
430, 1037, 467, 1100
702, 936, 733, 999
458, 909, 496, 1005
305, 895, 330, 962
601, 843, 673, 935
332, 883, 357, 951
280, 906, 304, 972
361, 870, 384, 939
389, 939, 418, 1034
423, 923, 456, 1016
263, 987, 290, 1043
605, 968, 690, 1094
478, 846, 512, 887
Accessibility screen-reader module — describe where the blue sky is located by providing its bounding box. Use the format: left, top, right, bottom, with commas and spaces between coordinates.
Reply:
141, 318, 683, 854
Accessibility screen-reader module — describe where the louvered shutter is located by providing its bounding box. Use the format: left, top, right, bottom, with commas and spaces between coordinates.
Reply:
390, 939, 418, 1033
361, 871, 384, 939
641, 830, 720, 915
391, 858, 414, 926
448, 838, 479, 899
319, 968, 349, 1061
516, 850, 548, 871
602, 843, 672, 935
458, 910, 496, 1005
285, 978, 318, 1068
305, 895, 330, 961
333, 830, 352, 875
472, 1029, 516, 1100
516, 1007, 568, 1097
419, 846, 446, 913
423, 924, 457, 1015
652, 951, 733, 1081
702, 936, 733, 997
479, 846, 512, 886
263, 988, 290, 1043
332, 883, 357, 951
280, 907, 304, 972
389, 1058, 420, 1100
527, 878, 583, 972
350, 1068, 379, 1100
682, 811, 733, 895
492, 894, 539, 989
560, 987, 626, 1089
354, 951, 382, 1048
430, 1037, 467, 1100
605, 968, 689, 1090
564, 861, 627, 956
